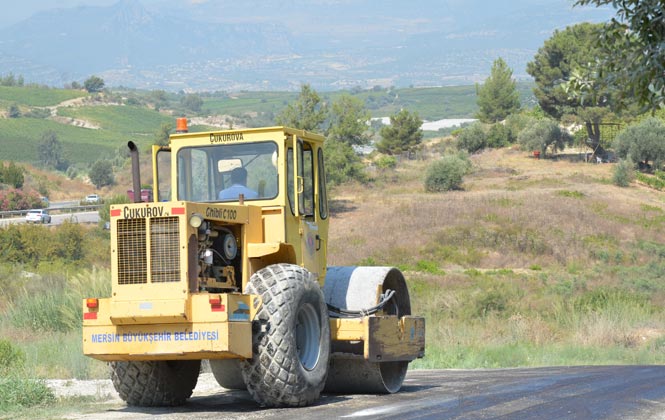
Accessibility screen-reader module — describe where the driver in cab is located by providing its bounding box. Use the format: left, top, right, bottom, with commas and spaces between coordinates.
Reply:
218, 167, 258, 200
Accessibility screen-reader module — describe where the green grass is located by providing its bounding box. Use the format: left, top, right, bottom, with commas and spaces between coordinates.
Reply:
0, 118, 131, 164
0, 86, 85, 107
204, 83, 535, 121
57, 105, 172, 136
204, 91, 299, 116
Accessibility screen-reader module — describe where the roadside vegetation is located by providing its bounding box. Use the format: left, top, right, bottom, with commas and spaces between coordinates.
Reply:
2, 1, 665, 414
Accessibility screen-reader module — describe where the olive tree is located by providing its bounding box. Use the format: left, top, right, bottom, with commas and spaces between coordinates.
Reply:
614, 118, 665, 170
517, 120, 572, 157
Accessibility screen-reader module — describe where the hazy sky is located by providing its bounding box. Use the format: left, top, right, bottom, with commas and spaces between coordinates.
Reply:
1, 0, 615, 29
0, 0, 159, 27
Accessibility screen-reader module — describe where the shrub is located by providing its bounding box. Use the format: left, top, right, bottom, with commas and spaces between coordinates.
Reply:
375, 155, 397, 170
0, 188, 42, 211
457, 123, 487, 153
614, 118, 665, 170
517, 119, 572, 156
424, 153, 471, 192
487, 123, 513, 148
98, 194, 131, 226
613, 158, 635, 187
0, 339, 25, 375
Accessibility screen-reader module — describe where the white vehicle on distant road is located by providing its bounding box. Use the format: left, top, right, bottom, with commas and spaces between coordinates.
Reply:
25, 209, 51, 224
83, 194, 101, 204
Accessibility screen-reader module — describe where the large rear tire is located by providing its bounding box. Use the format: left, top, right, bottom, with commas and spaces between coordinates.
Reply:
241, 263, 330, 407
110, 360, 200, 406
210, 359, 246, 390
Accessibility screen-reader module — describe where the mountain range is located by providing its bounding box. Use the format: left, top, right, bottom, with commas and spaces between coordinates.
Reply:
0, 0, 614, 91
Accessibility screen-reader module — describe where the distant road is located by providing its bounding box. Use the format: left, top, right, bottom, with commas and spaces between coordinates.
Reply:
48, 200, 80, 209
0, 211, 99, 227
55, 366, 665, 420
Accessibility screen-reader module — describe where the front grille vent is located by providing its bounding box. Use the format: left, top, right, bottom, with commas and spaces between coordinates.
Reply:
116, 216, 180, 285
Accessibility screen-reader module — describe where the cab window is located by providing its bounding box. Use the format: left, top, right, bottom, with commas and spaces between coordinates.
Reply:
177, 142, 278, 202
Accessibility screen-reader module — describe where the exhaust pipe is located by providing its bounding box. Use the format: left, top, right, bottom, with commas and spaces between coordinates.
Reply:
128, 141, 142, 203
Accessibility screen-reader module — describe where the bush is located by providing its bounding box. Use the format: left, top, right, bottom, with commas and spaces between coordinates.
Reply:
0, 223, 99, 266
0, 339, 25, 375
614, 117, 665, 170
486, 123, 512, 148
517, 119, 572, 156
424, 153, 471, 192
457, 123, 487, 153
613, 158, 635, 187
375, 155, 397, 170
98, 194, 130, 226
0, 188, 42, 211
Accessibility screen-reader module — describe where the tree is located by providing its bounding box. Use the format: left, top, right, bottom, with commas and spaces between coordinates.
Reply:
527, 23, 604, 119
377, 109, 423, 156
84, 75, 105, 93
613, 118, 665, 170
275, 84, 327, 132
323, 138, 366, 187
517, 119, 573, 157
527, 22, 618, 156
476, 58, 520, 123
154, 122, 173, 146
38, 130, 67, 170
575, 0, 665, 112
327, 94, 371, 146
2, 162, 24, 188
89, 160, 115, 188
181, 94, 203, 113
149, 90, 169, 110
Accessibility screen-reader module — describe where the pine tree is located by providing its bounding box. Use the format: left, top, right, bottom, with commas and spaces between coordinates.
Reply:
476, 58, 521, 123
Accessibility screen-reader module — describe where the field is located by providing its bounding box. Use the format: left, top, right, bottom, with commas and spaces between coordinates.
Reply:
203, 83, 535, 121
328, 146, 665, 367
0, 86, 85, 108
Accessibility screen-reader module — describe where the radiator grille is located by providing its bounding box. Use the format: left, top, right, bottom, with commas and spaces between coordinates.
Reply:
117, 218, 147, 285
116, 216, 180, 285
150, 217, 180, 283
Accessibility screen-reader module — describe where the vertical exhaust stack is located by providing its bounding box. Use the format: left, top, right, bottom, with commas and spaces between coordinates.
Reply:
128, 141, 142, 203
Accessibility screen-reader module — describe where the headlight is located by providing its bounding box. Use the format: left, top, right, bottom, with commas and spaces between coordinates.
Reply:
189, 213, 204, 228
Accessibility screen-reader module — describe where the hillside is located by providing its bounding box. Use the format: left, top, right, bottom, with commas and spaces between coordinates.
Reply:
329, 146, 665, 367
1, 83, 528, 185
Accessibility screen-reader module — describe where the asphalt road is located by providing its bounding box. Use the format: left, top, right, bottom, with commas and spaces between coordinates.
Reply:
0, 210, 99, 227
62, 366, 665, 420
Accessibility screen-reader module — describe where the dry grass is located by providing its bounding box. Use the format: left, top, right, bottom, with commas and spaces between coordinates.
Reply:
329, 147, 665, 269
329, 145, 665, 367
